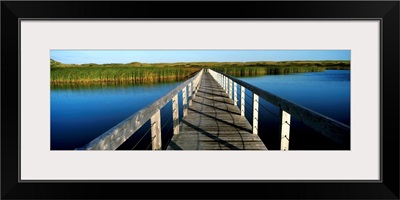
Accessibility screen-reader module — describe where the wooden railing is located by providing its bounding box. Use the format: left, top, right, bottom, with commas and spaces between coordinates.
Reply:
76, 69, 204, 150
208, 69, 350, 150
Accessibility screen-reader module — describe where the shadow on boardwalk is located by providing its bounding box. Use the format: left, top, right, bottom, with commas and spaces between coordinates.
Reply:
167, 71, 267, 150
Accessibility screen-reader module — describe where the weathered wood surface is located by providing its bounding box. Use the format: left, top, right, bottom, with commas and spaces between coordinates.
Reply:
150, 110, 161, 150
280, 109, 291, 151
167, 72, 267, 150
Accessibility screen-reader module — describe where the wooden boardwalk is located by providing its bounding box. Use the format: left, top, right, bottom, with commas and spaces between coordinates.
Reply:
167, 72, 267, 150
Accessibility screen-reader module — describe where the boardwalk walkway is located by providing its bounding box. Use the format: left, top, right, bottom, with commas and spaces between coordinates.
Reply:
167, 71, 267, 150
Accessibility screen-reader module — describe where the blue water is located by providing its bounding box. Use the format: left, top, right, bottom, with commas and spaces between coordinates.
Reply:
237, 70, 350, 150
239, 70, 350, 125
51, 82, 184, 150
51, 70, 350, 150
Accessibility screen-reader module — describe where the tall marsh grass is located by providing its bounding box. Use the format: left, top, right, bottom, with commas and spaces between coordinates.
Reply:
51, 67, 200, 84
50, 59, 349, 84
210, 66, 325, 76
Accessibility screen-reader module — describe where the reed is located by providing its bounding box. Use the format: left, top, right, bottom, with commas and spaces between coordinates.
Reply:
210, 66, 326, 76
50, 59, 349, 84
51, 66, 200, 84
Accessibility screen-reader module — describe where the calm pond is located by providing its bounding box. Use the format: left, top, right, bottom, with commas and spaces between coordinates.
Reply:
238, 70, 350, 150
51, 82, 185, 150
51, 70, 350, 150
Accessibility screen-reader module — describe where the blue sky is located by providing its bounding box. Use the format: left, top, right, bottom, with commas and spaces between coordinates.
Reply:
50, 50, 350, 64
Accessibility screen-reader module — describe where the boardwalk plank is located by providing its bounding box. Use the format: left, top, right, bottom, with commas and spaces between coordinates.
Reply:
167, 71, 267, 150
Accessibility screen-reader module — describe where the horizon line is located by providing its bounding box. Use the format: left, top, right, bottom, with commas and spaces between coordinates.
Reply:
51, 59, 351, 65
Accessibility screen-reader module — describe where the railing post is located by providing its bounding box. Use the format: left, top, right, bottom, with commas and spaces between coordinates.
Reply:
229, 79, 232, 99
225, 77, 228, 93
224, 76, 227, 91
193, 78, 198, 98
280, 109, 291, 151
234, 82, 238, 106
151, 109, 162, 150
192, 79, 196, 97
188, 81, 192, 106
172, 94, 179, 135
182, 86, 187, 117
253, 93, 259, 134
195, 71, 202, 95
223, 76, 226, 91
191, 81, 193, 96
241, 86, 245, 116
221, 74, 223, 87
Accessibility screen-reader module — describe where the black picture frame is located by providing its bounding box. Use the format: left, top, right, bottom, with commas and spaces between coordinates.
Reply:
1, 1, 399, 199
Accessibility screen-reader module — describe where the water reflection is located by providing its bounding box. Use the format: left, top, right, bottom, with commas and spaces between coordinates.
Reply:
51, 81, 183, 150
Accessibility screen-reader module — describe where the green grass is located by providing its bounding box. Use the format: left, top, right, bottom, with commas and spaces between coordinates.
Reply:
209, 66, 326, 76
208, 60, 350, 76
50, 59, 350, 84
51, 66, 200, 84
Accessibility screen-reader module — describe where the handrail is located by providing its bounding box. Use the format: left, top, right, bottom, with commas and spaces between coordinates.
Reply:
208, 69, 350, 149
77, 69, 204, 150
